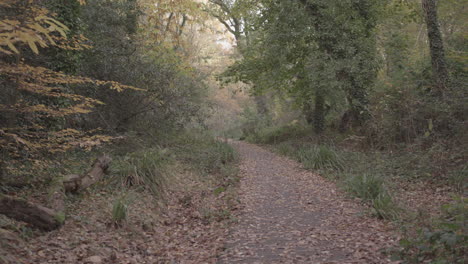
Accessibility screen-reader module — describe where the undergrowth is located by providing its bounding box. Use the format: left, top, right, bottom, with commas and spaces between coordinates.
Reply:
296, 145, 344, 171
112, 147, 171, 198
394, 197, 467, 263
171, 132, 238, 183
244, 123, 466, 263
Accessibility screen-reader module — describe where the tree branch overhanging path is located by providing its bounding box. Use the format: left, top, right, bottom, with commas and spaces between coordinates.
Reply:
219, 141, 396, 263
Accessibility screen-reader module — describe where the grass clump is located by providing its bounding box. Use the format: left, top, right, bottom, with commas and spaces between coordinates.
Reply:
276, 142, 297, 157
345, 173, 386, 201
173, 132, 238, 177
296, 145, 344, 171
113, 147, 171, 197
111, 197, 128, 225
345, 173, 400, 220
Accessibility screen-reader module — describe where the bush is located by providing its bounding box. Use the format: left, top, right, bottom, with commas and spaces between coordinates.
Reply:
296, 145, 344, 171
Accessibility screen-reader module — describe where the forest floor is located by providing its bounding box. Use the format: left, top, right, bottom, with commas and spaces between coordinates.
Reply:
4, 140, 457, 263
1, 163, 238, 264
218, 141, 398, 264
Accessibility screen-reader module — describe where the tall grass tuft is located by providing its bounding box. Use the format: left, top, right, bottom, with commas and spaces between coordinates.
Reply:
296, 145, 344, 171
113, 147, 171, 197
173, 132, 237, 176
345, 173, 386, 201
112, 197, 128, 225
345, 173, 400, 220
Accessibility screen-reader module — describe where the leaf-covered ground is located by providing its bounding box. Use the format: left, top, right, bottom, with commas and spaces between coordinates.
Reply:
219, 141, 398, 263
2, 141, 403, 264
1, 166, 237, 264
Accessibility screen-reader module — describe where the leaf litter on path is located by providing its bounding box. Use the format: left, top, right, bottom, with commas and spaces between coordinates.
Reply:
218, 141, 398, 264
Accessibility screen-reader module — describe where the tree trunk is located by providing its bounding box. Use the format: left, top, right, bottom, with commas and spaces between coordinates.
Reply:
422, 0, 449, 93
0, 195, 63, 231
63, 155, 111, 193
313, 93, 325, 133
254, 94, 269, 117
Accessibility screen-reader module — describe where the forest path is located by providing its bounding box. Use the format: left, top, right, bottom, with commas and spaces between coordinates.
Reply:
218, 141, 396, 264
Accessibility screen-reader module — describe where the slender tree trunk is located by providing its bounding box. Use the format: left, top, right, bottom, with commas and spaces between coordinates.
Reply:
422, 0, 449, 93
254, 93, 269, 117
313, 93, 325, 133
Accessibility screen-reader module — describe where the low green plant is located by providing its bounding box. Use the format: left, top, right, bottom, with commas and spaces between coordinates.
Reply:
112, 197, 128, 225
344, 173, 400, 220
173, 132, 237, 176
276, 142, 296, 157
345, 173, 386, 201
113, 147, 171, 197
395, 197, 467, 263
448, 165, 467, 194
371, 193, 400, 220
296, 145, 344, 171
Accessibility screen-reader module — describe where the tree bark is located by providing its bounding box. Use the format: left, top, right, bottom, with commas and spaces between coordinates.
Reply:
313, 93, 325, 133
254, 94, 269, 116
63, 155, 111, 193
422, 0, 449, 93
0, 195, 63, 231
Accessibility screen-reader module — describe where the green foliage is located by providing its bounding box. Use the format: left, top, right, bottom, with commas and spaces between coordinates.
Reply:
345, 173, 386, 201
111, 196, 128, 225
173, 132, 238, 177
220, 0, 381, 132
395, 197, 467, 263
54, 212, 66, 224
276, 142, 298, 157
113, 148, 171, 197
344, 173, 399, 220
253, 123, 309, 145
371, 193, 400, 220
296, 145, 344, 171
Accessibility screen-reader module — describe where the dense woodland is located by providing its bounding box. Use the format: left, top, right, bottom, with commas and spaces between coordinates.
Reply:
0, 0, 466, 263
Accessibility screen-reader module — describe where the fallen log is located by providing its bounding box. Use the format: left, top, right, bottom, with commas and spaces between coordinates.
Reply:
0, 195, 63, 231
63, 155, 111, 193
0, 155, 111, 231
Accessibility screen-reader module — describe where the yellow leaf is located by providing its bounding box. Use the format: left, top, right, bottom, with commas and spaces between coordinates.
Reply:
27, 40, 39, 54
0, 46, 12, 54
5, 39, 19, 54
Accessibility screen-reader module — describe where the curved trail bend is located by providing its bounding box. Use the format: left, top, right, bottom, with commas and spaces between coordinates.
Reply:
219, 141, 396, 264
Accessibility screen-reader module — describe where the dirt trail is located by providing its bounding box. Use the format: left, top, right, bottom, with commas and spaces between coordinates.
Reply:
218, 141, 397, 264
